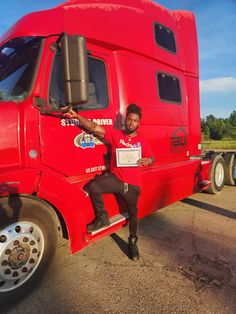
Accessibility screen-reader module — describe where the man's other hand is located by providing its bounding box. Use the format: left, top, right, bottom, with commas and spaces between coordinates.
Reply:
137, 158, 152, 167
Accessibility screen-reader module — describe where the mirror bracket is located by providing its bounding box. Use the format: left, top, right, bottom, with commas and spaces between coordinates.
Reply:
34, 97, 53, 115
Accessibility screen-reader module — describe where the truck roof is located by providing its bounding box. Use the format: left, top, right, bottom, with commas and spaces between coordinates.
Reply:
0, 0, 198, 75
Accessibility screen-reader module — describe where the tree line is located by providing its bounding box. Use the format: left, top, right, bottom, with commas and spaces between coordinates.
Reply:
201, 110, 236, 140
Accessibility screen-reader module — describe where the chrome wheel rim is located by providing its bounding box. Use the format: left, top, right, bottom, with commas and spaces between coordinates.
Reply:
215, 163, 224, 187
0, 221, 45, 292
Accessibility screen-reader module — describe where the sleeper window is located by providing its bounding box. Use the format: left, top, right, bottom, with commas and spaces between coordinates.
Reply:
154, 23, 176, 53
157, 72, 181, 104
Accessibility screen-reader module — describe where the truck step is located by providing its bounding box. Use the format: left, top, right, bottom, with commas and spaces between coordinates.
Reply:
201, 180, 211, 185
89, 212, 129, 236
200, 179, 211, 189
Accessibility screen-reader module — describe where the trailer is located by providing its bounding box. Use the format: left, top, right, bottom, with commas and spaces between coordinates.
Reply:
0, 0, 235, 303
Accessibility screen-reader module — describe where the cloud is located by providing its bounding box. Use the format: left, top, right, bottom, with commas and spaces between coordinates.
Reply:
200, 77, 236, 93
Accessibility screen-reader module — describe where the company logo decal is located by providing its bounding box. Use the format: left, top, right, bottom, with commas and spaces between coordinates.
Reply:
74, 132, 104, 149
170, 127, 187, 153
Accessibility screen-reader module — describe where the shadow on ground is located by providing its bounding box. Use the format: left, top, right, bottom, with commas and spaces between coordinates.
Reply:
2, 194, 236, 313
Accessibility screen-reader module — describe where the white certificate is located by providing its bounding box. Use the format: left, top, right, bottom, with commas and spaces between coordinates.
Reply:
116, 147, 142, 167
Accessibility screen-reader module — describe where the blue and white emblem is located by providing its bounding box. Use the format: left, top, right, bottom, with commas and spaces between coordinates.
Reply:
74, 132, 103, 149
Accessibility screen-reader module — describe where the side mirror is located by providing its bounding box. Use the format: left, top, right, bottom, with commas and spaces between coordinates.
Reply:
62, 34, 89, 105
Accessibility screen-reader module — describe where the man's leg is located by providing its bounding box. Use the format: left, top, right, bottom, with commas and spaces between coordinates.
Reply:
87, 173, 122, 232
122, 185, 140, 261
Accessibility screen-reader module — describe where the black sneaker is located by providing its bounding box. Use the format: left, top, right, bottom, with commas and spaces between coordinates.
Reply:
87, 212, 110, 232
128, 236, 140, 261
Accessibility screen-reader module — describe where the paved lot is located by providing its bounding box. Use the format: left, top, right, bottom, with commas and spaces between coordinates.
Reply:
3, 186, 236, 314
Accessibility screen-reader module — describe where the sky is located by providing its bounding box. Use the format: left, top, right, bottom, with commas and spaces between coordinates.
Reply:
0, 0, 235, 118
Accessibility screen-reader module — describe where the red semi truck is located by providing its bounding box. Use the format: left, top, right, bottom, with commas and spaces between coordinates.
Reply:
0, 0, 235, 302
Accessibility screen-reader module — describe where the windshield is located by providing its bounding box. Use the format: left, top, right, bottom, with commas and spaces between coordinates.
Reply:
0, 36, 42, 101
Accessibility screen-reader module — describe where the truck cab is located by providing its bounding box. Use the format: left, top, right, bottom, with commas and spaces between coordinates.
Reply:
0, 0, 213, 303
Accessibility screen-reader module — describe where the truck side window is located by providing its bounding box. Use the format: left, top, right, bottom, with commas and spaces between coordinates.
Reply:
154, 23, 176, 53
157, 72, 181, 104
49, 52, 108, 110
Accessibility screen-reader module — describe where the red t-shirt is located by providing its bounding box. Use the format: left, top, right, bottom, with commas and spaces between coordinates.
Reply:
104, 129, 153, 186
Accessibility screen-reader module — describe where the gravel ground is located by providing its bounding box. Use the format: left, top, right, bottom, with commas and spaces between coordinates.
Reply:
2, 186, 236, 314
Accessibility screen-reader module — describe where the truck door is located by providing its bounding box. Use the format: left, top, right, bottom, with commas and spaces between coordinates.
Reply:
39, 45, 118, 177
38, 39, 121, 218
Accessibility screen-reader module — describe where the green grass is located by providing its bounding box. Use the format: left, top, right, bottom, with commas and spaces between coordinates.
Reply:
202, 140, 236, 150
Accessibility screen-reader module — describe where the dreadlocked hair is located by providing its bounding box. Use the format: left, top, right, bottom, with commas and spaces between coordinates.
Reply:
126, 104, 142, 119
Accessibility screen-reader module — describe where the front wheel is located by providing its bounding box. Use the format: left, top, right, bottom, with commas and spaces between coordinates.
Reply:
0, 196, 58, 306
205, 154, 226, 194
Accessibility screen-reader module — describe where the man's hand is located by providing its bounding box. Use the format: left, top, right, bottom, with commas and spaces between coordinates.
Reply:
137, 158, 152, 167
63, 108, 78, 119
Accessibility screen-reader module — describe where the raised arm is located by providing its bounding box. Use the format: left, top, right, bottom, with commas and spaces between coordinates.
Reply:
64, 109, 105, 138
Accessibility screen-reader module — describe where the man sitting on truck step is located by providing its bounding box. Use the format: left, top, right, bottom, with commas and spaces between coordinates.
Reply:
65, 104, 154, 261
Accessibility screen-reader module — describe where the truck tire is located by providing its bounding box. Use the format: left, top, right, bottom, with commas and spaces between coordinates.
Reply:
224, 152, 236, 186
206, 154, 226, 194
0, 196, 58, 307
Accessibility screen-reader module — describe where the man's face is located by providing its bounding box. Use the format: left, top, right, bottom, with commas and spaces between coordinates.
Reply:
125, 113, 140, 134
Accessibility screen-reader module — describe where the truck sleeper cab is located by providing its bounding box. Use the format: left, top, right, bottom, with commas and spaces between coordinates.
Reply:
0, 0, 220, 303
